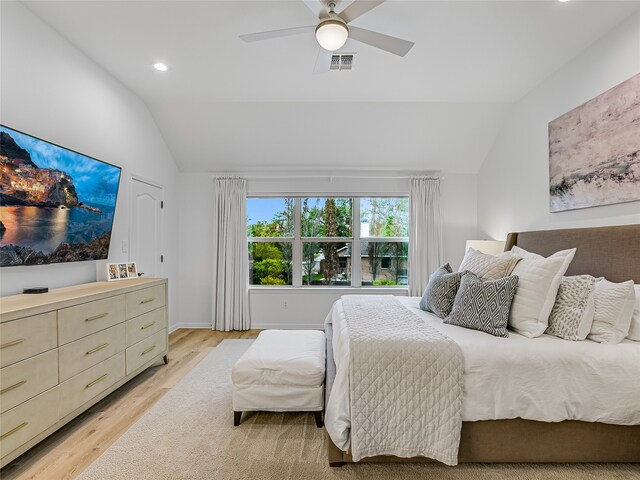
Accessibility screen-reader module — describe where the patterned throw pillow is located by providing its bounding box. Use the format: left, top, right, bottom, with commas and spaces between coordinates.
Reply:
459, 248, 520, 280
546, 275, 596, 341
444, 272, 519, 337
419, 264, 464, 318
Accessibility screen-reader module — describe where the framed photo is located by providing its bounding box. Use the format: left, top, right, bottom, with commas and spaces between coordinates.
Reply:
106, 262, 138, 281
118, 263, 128, 278
107, 263, 119, 281
127, 262, 138, 278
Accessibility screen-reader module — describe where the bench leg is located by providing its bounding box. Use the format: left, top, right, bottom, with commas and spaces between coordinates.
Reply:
313, 411, 323, 428
234, 411, 242, 427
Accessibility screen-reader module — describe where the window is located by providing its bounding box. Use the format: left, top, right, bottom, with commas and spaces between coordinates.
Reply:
247, 198, 293, 286
360, 198, 409, 286
247, 197, 409, 287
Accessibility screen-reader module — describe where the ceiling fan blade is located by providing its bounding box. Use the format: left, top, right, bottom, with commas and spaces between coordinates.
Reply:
313, 47, 333, 74
301, 0, 327, 19
239, 25, 315, 43
348, 26, 414, 56
339, 0, 386, 24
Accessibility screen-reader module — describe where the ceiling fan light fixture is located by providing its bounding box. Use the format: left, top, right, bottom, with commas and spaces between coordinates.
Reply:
315, 19, 349, 51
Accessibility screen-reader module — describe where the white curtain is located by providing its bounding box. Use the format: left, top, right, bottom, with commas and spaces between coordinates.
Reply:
408, 177, 443, 297
212, 177, 250, 331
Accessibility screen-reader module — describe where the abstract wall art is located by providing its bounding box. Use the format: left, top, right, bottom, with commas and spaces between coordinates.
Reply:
549, 73, 640, 212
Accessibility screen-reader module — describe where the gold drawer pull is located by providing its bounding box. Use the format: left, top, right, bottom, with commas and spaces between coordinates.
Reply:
141, 321, 156, 330
85, 313, 108, 322
140, 297, 155, 305
0, 422, 28, 440
0, 380, 27, 395
85, 373, 109, 389
86, 343, 109, 355
0, 338, 25, 349
141, 345, 156, 356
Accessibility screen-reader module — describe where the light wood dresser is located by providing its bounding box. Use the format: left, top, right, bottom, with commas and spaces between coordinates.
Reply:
0, 278, 168, 467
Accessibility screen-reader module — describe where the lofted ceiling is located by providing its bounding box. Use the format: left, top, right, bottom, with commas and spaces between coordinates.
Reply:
22, 0, 640, 173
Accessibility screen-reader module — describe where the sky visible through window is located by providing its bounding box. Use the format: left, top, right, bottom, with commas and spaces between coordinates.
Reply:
246, 198, 287, 224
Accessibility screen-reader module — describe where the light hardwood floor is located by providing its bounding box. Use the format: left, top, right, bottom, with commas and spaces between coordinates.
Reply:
1, 328, 261, 480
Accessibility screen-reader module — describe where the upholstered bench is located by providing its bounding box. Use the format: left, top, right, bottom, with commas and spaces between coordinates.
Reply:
232, 330, 326, 428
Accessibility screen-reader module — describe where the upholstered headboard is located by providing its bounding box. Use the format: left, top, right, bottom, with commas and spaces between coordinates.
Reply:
504, 224, 640, 284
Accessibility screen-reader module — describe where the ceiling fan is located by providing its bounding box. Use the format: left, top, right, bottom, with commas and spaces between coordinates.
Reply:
239, 0, 414, 73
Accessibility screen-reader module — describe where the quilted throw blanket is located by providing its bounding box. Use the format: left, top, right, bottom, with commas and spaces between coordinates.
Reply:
341, 295, 464, 465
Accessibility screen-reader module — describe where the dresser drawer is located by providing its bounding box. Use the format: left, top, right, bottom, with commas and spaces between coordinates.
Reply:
126, 330, 166, 375
58, 323, 125, 382
59, 352, 125, 418
126, 307, 166, 347
58, 296, 125, 345
0, 312, 57, 368
0, 350, 58, 414
125, 285, 166, 319
0, 386, 59, 459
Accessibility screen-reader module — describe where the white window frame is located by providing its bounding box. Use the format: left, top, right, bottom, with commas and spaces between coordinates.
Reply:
247, 196, 408, 288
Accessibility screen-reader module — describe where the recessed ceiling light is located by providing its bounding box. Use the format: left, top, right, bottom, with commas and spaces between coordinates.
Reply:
558, 0, 570, 2
153, 63, 168, 72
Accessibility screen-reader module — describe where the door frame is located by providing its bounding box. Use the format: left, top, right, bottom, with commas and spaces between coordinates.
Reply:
129, 173, 164, 277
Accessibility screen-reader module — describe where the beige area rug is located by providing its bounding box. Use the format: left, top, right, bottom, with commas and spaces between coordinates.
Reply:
78, 340, 640, 480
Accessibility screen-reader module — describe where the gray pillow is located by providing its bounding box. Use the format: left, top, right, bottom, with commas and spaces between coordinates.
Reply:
419, 263, 464, 318
546, 275, 595, 341
444, 272, 519, 337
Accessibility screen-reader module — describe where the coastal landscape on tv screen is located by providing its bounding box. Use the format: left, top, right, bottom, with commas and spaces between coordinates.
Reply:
0, 125, 121, 266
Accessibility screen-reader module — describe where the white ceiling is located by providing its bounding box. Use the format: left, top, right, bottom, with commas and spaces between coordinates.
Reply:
23, 0, 640, 173
149, 102, 511, 173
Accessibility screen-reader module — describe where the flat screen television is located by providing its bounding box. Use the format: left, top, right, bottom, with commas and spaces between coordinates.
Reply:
0, 125, 121, 267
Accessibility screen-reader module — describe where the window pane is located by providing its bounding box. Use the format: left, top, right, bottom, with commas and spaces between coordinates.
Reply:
247, 198, 294, 237
360, 198, 408, 237
301, 242, 351, 286
361, 241, 408, 286
249, 242, 292, 285
301, 198, 352, 237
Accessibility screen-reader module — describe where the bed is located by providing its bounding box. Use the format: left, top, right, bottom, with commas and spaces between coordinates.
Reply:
324, 224, 640, 466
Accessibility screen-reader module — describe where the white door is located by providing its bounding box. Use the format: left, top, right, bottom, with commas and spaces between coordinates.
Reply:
130, 178, 162, 278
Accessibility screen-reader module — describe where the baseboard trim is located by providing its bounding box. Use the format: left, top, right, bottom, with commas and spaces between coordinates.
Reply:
250, 323, 323, 330
168, 322, 211, 333
169, 322, 323, 333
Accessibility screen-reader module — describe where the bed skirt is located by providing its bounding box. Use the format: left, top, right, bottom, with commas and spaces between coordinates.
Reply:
326, 418, 640, 465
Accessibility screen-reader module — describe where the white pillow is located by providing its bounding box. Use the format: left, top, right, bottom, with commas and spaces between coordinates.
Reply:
588, 279, 635, 344
506, 246, 576, 338
626, 285, 640, 341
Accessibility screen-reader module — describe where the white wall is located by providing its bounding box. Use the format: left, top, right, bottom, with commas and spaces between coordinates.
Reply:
0, 3, 181, 328
177, 173, 477, 329
478, 12, 640, 240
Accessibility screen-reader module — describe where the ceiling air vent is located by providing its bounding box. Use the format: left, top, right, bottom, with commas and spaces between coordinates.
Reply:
330, 53, 355, 71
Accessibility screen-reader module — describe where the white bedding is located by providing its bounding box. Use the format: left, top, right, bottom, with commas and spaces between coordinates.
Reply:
325, 296, 640, 452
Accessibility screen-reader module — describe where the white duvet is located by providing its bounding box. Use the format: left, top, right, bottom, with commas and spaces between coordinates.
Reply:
325, 296, 640, 452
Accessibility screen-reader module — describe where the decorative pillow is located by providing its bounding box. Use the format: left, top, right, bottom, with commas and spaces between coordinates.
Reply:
588, 279, 636, 344
444, 272, 519, 338
458, 248, 520, 280
626, 285, 640, 341
419, 263, 464, 318
546, 275, 595, 341
505, 246, 576, 338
